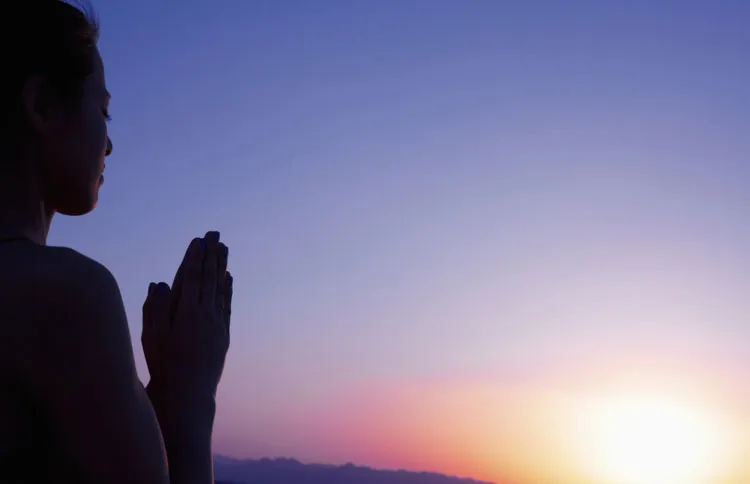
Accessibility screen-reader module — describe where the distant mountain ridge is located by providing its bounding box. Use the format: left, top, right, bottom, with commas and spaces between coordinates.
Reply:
214, 456, 497, 484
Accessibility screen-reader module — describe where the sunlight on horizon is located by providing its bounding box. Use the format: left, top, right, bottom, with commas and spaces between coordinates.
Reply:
567, 390, 738, 484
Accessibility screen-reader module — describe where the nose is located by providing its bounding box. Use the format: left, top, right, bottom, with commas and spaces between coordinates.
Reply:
105, 136, 113, 157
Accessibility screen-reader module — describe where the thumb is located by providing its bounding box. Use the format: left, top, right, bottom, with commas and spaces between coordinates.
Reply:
150, 282, 172, 341
141, 282, 157, 347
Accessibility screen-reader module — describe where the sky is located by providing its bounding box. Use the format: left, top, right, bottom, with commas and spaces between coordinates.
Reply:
48, 1, 750, 483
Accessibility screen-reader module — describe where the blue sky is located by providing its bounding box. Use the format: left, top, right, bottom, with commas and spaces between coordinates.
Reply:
49, 1, 750, 481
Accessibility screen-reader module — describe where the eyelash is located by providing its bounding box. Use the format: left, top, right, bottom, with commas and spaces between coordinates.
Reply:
103, 109, 112, 122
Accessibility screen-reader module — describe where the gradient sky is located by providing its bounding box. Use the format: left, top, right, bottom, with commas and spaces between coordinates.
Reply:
49, 1, 750, 483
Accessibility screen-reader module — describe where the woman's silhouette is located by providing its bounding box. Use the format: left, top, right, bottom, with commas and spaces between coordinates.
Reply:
0, 1, 232, 483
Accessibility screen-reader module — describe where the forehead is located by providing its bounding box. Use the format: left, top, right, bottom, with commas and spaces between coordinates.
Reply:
88, 47, 108, 96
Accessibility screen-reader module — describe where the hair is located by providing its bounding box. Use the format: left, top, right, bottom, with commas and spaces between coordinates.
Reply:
0, 0, 100, 146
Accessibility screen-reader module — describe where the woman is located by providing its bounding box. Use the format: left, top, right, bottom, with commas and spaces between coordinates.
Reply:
0, 1, 232, 483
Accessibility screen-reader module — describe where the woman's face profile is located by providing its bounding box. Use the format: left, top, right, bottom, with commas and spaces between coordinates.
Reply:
34, 47, 113, 216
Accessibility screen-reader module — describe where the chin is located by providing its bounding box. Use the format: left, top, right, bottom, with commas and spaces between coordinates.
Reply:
56, 189, 100, 216
57, 203, 97, 216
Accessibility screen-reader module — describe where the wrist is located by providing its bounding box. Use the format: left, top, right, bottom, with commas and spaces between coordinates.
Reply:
147, 379, 217, 425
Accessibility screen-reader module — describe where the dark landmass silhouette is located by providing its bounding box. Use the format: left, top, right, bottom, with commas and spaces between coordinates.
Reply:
213, 456, 497, 484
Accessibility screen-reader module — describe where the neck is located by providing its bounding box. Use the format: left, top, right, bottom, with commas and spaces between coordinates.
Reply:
0, 166, 54, 246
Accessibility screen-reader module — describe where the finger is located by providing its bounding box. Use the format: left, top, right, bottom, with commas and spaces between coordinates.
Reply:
171, 261, 185, 298
170, 238, 199, 321
179, 238, 204, 308
142, 282, 156, 316
204, 230, 220, 245
173, 237, 200, 291
177, 237, 200, 272
151, 282, 172, 341
169, 264, 184, 327
222, 271, 233, 331
200, 233, 220, 306
215, 243, 228, 316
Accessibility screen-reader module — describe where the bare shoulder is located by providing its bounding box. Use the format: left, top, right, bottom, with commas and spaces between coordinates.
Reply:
0, 244, 133, 381
22, 246, 123, 327
0, 243, 118, 299
28, 245, 127, 336
31, 245, 119, 296
0, 243, 123, 352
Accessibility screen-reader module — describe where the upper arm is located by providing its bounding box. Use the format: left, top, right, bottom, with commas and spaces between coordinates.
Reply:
26, 251, 169, 484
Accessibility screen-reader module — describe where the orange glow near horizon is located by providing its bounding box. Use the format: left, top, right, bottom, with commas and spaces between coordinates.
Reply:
216, 366, 749, 484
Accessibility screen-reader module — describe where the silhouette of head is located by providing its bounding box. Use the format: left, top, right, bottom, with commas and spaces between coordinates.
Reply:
1, 0, 112, 215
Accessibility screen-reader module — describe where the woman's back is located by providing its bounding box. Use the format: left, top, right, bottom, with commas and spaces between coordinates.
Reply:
0, 363, 39, 483
0, 240, 97, 483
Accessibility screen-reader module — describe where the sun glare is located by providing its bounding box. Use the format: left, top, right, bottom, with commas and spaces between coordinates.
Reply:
571, 391, 734, 484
